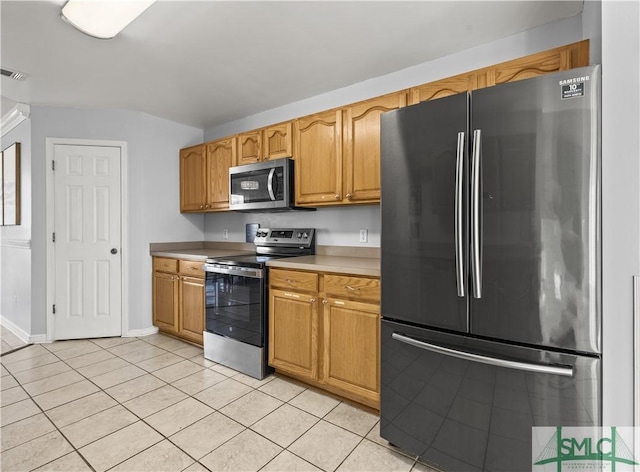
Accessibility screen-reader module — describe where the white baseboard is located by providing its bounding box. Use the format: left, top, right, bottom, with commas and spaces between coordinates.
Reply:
0, 316, 32, 343
123, 326, 159, 338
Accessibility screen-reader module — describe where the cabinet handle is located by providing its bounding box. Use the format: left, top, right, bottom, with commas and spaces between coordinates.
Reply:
346, 193, 352, 200
284, 292, 300, 299
335, 194, 341, 200
345, 285, 360, 292
310, 298, 316, 303
322, 299, 328, 305
199, 205, 205, 209
285, 279, 297, 285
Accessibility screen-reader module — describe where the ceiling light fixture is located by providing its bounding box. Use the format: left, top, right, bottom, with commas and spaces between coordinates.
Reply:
61, 0, 156, 40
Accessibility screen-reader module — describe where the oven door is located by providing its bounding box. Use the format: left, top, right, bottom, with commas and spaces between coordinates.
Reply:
205, 266, 265, 347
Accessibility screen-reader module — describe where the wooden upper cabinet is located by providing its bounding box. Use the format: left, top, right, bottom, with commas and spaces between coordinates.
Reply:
343, 91, 407, 203
237, 131, 262, 165
180, 138, 236, 212
294, 110, 343, 206
180, 144, 207, 212
206, 138, 235, 210
236, 122, 293, 164
263, 122, 293, 160
410, 39, 590, 104
483, 39, 589, 87
410, 72, 477, 104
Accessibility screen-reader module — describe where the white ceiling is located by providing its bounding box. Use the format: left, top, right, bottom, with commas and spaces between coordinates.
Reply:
1, 1, 583, 130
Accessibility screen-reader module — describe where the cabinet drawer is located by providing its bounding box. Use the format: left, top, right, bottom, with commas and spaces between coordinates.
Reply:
270, 269, 318, 292
179, 260, 205, 278
324, 274, 380, 302
153, 257, 178, 273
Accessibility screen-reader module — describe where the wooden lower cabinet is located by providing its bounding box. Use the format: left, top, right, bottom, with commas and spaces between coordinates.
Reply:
153, 270, 179, 333
268, 268, 380, 409
322, 298, 380, 407
152, 257, 205, 345
178, 276, 205, 344
268, 289, 319, 381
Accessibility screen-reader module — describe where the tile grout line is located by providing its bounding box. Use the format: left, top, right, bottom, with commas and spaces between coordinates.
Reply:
1, 362, 98, 472
3, 335, 409, 472
33, 339, 204, 471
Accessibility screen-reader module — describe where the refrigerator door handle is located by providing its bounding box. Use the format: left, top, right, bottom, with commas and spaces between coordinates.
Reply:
455, 131, 465, 297
471, 129, 482, 298
391, 332, 574, 377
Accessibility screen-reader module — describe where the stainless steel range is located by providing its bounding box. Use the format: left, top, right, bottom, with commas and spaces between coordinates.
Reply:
203, 228, 316, 379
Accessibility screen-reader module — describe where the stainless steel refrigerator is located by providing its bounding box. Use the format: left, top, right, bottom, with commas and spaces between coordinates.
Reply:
380, 65, 601, 472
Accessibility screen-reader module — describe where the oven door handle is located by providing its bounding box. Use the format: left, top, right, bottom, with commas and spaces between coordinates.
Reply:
204, 265, 264, 279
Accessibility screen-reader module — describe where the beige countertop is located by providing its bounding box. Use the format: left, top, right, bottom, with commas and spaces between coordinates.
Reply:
150, 242, 380, 276
149, 242, 254, 262
266, 255, 380, 277
150, 248, 252, 262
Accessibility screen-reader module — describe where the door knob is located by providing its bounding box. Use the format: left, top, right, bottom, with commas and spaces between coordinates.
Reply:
111, 248, 118, 254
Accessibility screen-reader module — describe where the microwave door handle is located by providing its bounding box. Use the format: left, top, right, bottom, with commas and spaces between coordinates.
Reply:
267, 168, 276, 201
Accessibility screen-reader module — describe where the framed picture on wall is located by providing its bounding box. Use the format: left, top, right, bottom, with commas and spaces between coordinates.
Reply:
2, 142, 21, 226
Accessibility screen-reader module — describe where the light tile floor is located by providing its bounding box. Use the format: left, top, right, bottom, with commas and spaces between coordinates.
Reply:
1, 325, 29, 355
1, 332, 441, 472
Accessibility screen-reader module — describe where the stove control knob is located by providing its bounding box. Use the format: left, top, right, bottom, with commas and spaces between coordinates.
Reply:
302, 232, 308, 239
297, 232, 302, 239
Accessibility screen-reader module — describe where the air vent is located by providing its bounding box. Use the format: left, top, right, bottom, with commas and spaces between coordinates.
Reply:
1, 68, 28, 81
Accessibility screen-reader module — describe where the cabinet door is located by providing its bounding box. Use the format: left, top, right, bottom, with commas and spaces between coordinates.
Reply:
268, 289, 318, 380
481, 39, 589, 87
344, 92, 406, 203
153, 271, 179, 333
322, 298, 380, 407
237, 131, 262, 165
410, 72, 478, 104
294, 110, 342, 205
206, 138, 236, 210
263, 122, 293, 160
180, 144, 207, 212
179, 276, 204, 345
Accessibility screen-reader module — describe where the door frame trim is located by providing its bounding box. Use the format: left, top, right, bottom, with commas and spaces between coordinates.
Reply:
45, 138, 128, 341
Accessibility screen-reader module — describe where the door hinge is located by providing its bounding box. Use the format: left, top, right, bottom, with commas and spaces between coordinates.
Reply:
52, 304, 56, 314
52, 160, 55, 171
52, 232, 55, 242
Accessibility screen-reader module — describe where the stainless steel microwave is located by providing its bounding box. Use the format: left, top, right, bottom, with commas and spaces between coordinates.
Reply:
228, 158, 313, 212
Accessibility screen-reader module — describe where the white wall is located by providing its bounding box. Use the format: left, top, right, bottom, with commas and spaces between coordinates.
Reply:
205, 14, 584, 142
600, 0, 640, 426
204, 206, 381, 247
0, 118, 32, 338
28, 107, 204, 334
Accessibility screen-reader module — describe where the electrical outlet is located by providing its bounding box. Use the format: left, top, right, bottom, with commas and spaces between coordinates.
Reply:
223, 229, 229, 240
359, 229, 368, 243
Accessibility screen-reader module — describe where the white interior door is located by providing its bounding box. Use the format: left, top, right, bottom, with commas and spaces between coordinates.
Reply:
53, 144, 122, 339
